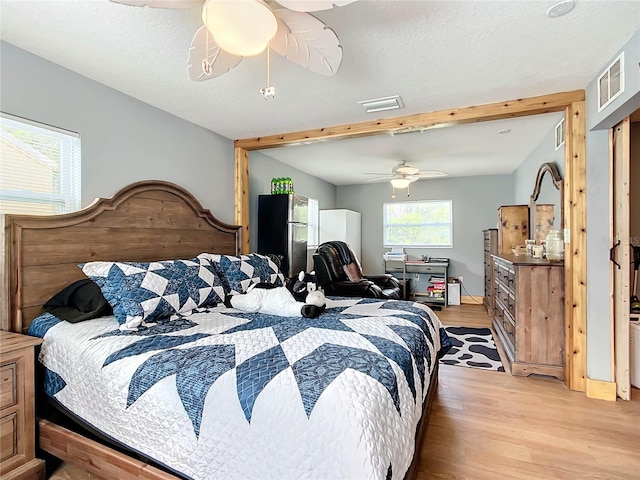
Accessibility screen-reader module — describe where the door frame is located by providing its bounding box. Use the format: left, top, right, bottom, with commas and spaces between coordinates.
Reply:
612, 117, 632, 400
233, 89, 588, 393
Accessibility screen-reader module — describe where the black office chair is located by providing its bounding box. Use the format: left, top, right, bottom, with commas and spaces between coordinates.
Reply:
313, 241, 401, 299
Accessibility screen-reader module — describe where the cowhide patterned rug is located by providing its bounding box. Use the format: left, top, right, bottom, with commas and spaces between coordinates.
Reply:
439, 326, 505, 372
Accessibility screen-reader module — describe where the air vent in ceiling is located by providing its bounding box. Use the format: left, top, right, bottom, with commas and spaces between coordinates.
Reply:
598, 52, 624, 112
357, 95, 404, 114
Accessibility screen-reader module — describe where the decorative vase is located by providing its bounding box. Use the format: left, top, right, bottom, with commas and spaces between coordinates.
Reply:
545, 230, 564, 261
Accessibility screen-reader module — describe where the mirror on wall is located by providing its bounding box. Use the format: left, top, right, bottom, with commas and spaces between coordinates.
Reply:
530, 162, 563, 243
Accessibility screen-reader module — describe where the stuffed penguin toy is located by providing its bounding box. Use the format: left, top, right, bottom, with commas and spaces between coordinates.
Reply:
224, 271, 326, 319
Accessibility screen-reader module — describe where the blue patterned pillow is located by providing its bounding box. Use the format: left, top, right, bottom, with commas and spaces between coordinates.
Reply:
198, 253, 285, 295
80, 257, 225, 330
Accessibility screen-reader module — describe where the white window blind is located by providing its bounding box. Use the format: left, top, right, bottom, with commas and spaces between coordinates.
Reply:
383, 199, 453, 248
1, 113, 81, 215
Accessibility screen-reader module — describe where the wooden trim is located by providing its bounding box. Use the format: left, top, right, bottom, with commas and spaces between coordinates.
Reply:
461, 295, 484, 305
1, 458, 45, 480
563, 101, 587, 392
6, 180, 242, 333
612, 117, 631, 400
39, 419, 175, 480
586, 377, 617, 402
234, 147, 250, 254
234, 90, 585, 150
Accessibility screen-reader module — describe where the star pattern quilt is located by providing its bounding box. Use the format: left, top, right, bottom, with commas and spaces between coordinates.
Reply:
29, 297, 446, 480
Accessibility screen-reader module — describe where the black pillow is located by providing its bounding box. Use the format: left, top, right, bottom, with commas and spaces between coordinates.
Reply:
43, 279, 113, 323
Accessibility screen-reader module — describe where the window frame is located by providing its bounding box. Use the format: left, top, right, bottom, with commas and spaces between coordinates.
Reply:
0, 112, 81, 215
383, 199, 453, 248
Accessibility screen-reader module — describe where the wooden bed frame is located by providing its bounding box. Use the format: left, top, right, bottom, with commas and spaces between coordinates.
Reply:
5, 180, 437, 480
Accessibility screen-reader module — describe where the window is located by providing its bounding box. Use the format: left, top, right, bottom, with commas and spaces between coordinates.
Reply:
307, 197, 319, 248
0, 113, 81, 215
383, 199, 452, 248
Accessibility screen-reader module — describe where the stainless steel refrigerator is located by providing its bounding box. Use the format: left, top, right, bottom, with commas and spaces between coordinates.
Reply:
257, 194, 308, 278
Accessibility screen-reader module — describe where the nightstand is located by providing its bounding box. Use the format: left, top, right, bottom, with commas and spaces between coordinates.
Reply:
0, 330, 45, 480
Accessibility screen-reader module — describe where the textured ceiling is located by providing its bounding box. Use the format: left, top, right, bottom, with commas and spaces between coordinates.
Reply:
1, 0, 638, 184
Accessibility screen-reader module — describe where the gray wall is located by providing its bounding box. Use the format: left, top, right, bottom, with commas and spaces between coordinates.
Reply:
585, 28, 640, 381
0, 41, 236, 223
514, 124, 565, 207
249, 150, 337, 267
336, 175, 513, 296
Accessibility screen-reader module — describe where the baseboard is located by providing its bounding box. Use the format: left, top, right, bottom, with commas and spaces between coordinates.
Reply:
461, 295, 484, 305
586, 377, 617, 401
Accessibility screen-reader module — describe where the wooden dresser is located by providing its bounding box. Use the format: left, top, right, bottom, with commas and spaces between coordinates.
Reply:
0, 331, 45, 480
491, 254, 564, 379
483, 229, 498, 316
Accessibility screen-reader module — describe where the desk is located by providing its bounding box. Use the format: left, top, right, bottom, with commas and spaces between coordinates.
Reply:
384, 259, 449, 306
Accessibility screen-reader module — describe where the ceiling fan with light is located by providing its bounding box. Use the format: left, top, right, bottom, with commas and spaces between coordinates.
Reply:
364, 161, 448, 198
109, 0, 356, 98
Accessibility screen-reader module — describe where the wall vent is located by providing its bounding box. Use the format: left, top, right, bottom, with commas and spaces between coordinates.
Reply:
555, 118, 565, 150
357, 95, 404, 114
598, 52, 624, 112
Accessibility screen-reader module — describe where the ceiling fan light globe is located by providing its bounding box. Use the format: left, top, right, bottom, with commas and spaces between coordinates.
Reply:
390, 178, 412, 189
202, 0, 277, 57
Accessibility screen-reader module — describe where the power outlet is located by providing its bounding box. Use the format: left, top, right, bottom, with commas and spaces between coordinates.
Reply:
459, 276, 464, 284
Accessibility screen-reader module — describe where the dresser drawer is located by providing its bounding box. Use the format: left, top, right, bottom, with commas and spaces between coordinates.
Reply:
0, 362, 17, 410
0, 412, 18, 463
405, 265, 445, 274
502, 313, 516, 347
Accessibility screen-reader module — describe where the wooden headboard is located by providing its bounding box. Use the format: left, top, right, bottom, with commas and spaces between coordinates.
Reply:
4, 180, 242, 334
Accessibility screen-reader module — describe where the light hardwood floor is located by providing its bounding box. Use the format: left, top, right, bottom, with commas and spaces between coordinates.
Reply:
418, 303, 640, 480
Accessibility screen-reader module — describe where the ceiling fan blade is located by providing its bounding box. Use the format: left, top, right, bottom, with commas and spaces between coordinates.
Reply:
416, 170, 448, 178
275, 0, 357, 12
366, 176, 393, 183
187, 26, 242, 81
109, 0, 203, 8
270, 9, 342, 76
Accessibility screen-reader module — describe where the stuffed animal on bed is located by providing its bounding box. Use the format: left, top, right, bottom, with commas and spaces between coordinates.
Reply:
288, 270, 324, 305
224, 271, 326, 319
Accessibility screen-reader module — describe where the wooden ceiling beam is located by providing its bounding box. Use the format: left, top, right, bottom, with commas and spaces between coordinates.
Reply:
235, 90, 585, 150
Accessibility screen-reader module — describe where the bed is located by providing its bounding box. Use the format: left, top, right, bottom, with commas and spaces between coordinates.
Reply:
5, 180, 446, 480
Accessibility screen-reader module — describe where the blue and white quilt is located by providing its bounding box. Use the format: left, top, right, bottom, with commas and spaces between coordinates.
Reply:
29, 297, 446, 480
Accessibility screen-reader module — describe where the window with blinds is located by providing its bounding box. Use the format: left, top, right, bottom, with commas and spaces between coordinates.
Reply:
1, 113, 81, 215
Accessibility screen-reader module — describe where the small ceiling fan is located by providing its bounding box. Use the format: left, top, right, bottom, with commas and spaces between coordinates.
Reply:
364, 161, 448, 183
109, 0, 356, 94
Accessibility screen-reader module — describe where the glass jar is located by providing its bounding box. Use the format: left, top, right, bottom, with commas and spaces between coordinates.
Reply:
545, 230, 564, 261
